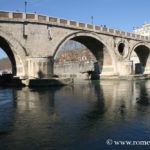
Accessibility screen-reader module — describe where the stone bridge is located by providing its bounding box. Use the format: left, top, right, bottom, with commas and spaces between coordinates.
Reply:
0, 11, 150, 79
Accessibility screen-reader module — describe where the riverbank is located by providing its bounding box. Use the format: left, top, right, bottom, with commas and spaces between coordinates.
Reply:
0, 74, 150, 87
22, 78, 74, 87
100, 74, 150, 80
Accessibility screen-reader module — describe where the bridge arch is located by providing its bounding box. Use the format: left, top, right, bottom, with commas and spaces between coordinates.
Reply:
54, 31, 116, 76
130, 42, 150, 74
0, 31, 27, 77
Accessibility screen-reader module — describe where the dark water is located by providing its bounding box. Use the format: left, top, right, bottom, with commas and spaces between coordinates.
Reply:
0, 80, 150, 150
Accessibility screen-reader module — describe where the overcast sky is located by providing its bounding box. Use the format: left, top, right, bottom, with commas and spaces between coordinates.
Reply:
0, 0, 150, 57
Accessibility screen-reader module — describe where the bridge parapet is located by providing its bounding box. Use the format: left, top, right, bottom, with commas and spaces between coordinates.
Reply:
0, 11, 149, 42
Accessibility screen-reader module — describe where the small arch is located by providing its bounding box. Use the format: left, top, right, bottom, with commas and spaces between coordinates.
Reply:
130, 43, 150, 74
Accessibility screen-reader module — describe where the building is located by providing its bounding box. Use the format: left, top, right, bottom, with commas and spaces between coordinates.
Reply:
55, 48, 96, 62
54, 47, 97, 75
133, 22, 150, 37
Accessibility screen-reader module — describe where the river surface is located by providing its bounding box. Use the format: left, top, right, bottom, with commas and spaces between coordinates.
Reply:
0, 80, 150, 150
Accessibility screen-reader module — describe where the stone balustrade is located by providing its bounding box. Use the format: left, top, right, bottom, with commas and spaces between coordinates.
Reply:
0, 11, 149, 41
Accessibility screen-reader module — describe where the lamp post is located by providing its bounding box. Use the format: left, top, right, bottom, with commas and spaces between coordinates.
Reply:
91, 16, 93, 25
25, 1, 27, 13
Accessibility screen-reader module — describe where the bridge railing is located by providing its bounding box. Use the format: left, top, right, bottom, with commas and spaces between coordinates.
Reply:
0, 11, 149, 41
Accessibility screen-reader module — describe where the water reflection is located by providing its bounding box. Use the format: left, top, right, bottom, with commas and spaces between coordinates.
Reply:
0, 88, 16, 134
0, 80, 150, 149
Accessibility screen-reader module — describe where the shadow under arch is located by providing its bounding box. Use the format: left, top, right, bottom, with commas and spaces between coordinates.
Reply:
130, 43, 150, 74
0, 31, 27, 77
53, 31, 116, 77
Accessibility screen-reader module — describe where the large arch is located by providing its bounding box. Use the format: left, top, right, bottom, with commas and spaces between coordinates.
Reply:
0, 36, 16, 75
0, 31, 27, 77
53, 31, 116, 76
130, 42, 150, 74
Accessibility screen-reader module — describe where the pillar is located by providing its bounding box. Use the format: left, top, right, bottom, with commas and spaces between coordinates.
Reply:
118, 60, 133, 75
27, 57, 54, 79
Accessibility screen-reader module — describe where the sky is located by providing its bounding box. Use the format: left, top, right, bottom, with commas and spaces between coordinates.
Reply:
0, 0, 150, 57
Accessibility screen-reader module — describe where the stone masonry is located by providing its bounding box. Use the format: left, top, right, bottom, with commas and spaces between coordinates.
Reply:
0, 11, 150, 79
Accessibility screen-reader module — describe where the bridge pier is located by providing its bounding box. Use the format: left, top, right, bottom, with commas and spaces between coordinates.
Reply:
27, 57, 54, 79
118, 60, 133, 75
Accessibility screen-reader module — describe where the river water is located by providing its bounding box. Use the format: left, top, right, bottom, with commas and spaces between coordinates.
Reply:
0, 80, 150, 150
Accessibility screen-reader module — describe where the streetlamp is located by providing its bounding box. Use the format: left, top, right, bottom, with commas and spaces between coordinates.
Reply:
25, 1, 27, 13
91, 16, 94, 25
